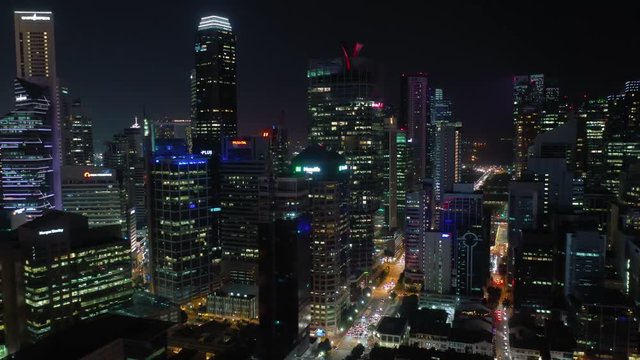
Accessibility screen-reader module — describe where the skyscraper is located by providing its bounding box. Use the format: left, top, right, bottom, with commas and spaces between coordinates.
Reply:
404, 182, 433, 284
149, 147, 217, 304
308, 44, 384, 275
62, 98, 93, 166
0, 79, 55, 219
262, 123, 290, 176
578, 97, 607, 188
401, 73, 430, 184
422, 231, 452, 294
513, 74, 561, 177
291, 146, 350, 337
258, 216, 312, 359
14, 11, 62, 209
432, 120, 461, 204
220, 137, 267, 285
603, 81, 640, 195
192, 15, 237, 154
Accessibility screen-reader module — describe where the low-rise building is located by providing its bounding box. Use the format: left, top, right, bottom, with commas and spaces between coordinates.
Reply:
374, 316, 409, 348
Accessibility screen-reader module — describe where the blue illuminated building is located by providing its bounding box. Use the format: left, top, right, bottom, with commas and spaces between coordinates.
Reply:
149, 141, 219, 304
0, 79, 56, 220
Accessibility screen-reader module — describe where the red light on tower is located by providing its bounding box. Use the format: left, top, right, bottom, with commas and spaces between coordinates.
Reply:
261, 130, 270, 138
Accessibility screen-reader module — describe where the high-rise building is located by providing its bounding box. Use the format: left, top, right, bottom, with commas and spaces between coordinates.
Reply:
192, 15, 237, 154
570, 288, 639, 359
422, 231, 452, 294
291, 146, 350, 337
513, 74, 561, 177
383, 117, 408, 230
404, 182, 433, 284
17, 211, 132, 343
14, 11, 62, 209
577, 97, 607, 188
220, 137, 267, 285
603, 81, 640, 195
455, 231, 487, 296
401, 73, 430, 183
154, 118, 191, 152
62, 98, 93, 166
0, 79, 55, 219
149, 148, 218, 304
564, 231, 606, 296
432, 120, 461, 204
513, 231, 554, 319
439, 183, 483, 238
261, 123, 289, 176
308, 45, 384, 276
61, 166, 124, 231
258, 216, 312, 359
257, 176, 309, 223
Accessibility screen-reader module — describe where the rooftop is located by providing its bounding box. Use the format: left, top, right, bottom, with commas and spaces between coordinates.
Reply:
376, 316, 408, 336
14, 315, 173, 359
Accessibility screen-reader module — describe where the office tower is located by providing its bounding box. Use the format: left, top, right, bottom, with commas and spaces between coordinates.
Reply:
291, 145, 350, 337
219, 137, 267, 285
432, 120, 461, 203
513, 232, 554, 319
603, 81, 640, 195
456, 231, 487, 296
258, 216, 311, 359
62, 99, 93, 166
0, 79, 55, 219
439, 183, 483, 238
527, 117, 583, 212
257, 176, 309, 223
149, 147, 217, 304
513, 74, 561, 177
262, 123, 290, 176
0, 231, 19, 356
123, 120, 146, 229
61, 166, 124, 231
14, 11, 62, 209
439, 183, 486, 296
192, 15, 237, 154
383, 117, 407, 230
401, 73, 430, 183
577, 97, 607, 188
564, 231, 606, 296
570, 288, 639, 359
404, 182, 433, 284
103, 133, 129, 170
154, 118, 191, 152
422, 231, 452, 294
17, 211, 132, 343
308, 44, 384, 275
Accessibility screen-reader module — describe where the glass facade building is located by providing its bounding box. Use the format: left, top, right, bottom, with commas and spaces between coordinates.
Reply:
150, 153, 217, 304
192, 15, 237, 154
308, 48, 384, 275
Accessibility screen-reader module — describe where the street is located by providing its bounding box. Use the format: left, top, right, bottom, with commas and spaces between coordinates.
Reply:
491, 210, 512, 360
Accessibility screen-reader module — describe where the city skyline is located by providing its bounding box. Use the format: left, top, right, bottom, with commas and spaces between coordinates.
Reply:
1, 1, 639, 164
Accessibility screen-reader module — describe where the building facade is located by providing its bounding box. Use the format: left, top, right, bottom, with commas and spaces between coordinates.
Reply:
192, 15, 237, 154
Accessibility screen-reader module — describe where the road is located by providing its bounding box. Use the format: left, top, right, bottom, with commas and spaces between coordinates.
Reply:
328, 252, 405, 359
491, 208, 512, 360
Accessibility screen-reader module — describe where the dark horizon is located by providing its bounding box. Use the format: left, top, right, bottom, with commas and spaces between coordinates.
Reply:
1, 1, 638, 164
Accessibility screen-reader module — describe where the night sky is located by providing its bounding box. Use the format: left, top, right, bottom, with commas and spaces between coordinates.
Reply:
1, 1, 638, 164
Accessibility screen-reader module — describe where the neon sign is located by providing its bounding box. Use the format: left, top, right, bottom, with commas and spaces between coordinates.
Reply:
15, 94, 27, 102
200, 150, 213, 156
338, 164, 348, 171
21, 14, 51, 21
231, 140, 247, 145
83, 171, 112, 178
303, 166, 321, 174
39, 228, 63, 236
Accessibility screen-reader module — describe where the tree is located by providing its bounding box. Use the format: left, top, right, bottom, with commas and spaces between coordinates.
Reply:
351, 343, 365, 358
318, 338, 332, 353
